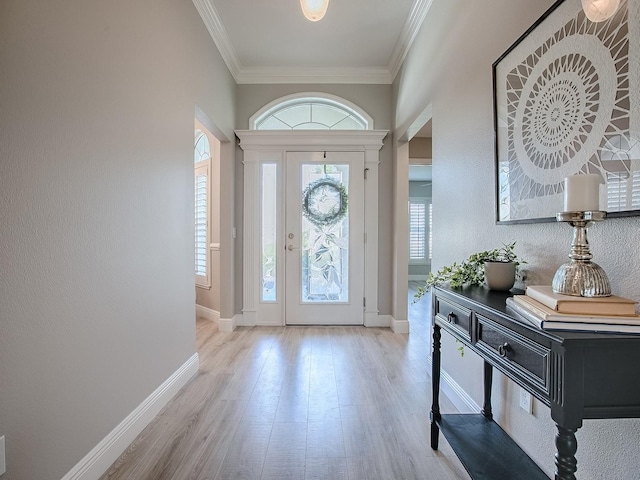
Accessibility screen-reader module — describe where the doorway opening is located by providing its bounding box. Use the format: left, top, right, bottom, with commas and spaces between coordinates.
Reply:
194, 119, 221, 325
406, 119, 433, 341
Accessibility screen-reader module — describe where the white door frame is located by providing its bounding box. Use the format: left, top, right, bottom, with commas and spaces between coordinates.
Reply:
236, 130, 388, 327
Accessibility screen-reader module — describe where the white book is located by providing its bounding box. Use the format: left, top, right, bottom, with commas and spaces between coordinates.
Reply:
506, 297, 640, 334
513, 295, 640, 325
525, 285, 637, 316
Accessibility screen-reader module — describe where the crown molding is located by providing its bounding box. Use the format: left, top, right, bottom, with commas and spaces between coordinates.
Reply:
193, 0, 430, 85
388, 0, 435, 81
191, 0, 241, 82
236, 66, 393, 85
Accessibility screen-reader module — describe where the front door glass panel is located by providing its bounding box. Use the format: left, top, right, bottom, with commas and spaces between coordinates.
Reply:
300, 164, 349, 303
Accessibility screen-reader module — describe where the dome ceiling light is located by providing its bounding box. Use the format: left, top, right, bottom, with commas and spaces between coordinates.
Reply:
581, 0, 621, 22
300, 0, 330, 22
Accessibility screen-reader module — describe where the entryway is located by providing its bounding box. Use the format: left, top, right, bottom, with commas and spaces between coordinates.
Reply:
236, 129, 386, 327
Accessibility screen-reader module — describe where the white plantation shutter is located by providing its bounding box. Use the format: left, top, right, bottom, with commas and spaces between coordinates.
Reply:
428, 203, 433, 260
633, 171, 640, 209
606, 172, 627, 211
409, 198, 431, 264
195, 168, 208, 277
194, 128, 211, 288
409, 201, 426, 260
607, 171, 640, 211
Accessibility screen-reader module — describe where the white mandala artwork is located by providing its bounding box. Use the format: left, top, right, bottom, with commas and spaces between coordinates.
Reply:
494, 0, 640, 222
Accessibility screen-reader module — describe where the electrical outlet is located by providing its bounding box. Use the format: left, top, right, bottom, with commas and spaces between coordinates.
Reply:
519, 388, 533, 414
0, 435, 6, 475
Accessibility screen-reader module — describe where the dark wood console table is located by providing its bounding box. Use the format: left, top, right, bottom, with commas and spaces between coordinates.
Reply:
430, 286, 640, 480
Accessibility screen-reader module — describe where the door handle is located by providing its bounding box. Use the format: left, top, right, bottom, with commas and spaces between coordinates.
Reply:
287, 244, 298, 251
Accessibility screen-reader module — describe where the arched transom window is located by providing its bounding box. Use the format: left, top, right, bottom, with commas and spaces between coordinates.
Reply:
251, 93, 373, 131
194, 130, 211, 163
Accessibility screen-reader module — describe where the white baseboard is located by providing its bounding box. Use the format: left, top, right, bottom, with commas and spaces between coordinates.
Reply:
218, 315, 242, 332
62, 353, 200, 480
390, 316, 410, 334
427, 356, 480, 414
196, 304, 220, 323
365, 312, 390, 328
196, 304, 236, 332
233, 313, 397, 331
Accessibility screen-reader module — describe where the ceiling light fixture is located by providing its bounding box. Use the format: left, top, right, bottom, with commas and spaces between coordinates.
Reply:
300, 0, 329, 22
581, 0, 621, 22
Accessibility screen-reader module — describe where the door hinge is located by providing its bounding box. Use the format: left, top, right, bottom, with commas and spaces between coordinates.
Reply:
364, 167, 369, 180
363, 297, 366, 307
364, 232, 367, 243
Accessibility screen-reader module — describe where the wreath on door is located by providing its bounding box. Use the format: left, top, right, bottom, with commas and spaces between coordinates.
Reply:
302, 177, 348, 228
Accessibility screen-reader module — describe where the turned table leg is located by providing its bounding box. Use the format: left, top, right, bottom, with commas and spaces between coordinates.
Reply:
482, 361, 493, 420
430, 324, 442, 450
555, 425, 578, 480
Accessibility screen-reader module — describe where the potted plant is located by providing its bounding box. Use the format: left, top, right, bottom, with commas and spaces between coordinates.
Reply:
482, 242, 523, 291
414, 242, 526, 301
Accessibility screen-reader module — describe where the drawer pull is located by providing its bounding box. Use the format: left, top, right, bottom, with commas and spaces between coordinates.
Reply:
498, 342, 511, 358
447, 312, 457, 324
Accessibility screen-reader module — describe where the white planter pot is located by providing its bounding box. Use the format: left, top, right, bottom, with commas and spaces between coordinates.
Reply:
484, 261, 516, 291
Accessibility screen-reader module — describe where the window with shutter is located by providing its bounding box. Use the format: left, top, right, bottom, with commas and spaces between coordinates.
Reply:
606, 171, 640, 212
606, 172, 627, 211
428, 203, 433, 260
408, 198, 431, 264
195, 130, 211, 288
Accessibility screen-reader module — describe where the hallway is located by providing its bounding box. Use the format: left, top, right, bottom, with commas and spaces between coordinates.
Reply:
100, 311, 469, 479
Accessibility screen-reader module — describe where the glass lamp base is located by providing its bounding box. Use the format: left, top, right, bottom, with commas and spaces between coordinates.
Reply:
553, 210, 611, 297
552, 261, 612, 297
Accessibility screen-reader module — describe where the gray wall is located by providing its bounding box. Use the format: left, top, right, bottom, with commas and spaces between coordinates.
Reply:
235, 84, 394, 315
409, 137, 432, 159
395, 0, 640, 478
0, 0, 236, 478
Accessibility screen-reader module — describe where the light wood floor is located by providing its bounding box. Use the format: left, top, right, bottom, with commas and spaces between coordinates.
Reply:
101, 286, 469, 480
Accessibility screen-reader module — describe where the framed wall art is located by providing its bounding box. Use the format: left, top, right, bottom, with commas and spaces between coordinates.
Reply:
493, 0, 640, 224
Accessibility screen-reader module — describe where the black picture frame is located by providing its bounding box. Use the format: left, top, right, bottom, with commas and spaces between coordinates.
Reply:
493, 0, 640, 224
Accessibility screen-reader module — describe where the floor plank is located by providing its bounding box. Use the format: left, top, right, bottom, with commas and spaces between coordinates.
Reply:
100, 286, 468, 480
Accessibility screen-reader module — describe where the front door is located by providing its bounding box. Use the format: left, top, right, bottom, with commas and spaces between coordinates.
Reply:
284, 152, 365, 325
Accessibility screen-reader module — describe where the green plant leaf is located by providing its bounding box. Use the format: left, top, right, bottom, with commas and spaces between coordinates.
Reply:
413, 242, 526, 303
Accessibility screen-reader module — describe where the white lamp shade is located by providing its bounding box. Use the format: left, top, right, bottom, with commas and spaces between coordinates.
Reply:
581, 0, 621, 22
300, 0, 330, 22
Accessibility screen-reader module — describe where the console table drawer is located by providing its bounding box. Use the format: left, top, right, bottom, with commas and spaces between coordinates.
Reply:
476, 314, 550, 393
434, 296, 472, 341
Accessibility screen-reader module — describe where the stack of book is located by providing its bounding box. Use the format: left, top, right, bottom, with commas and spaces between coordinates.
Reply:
506, 285, 640, 334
